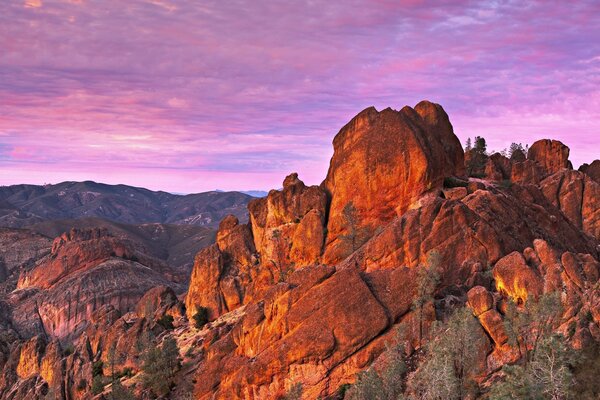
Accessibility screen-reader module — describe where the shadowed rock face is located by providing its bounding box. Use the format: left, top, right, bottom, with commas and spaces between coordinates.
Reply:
8, 228, 182, 341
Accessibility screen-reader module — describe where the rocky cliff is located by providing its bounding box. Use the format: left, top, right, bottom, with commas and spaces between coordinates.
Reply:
181, 102, 600, 399
1, 100, 599, 399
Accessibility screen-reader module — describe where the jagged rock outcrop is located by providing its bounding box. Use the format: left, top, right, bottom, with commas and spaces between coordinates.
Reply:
7, 229, 181, 340
580, 160, 600, 184
528, 139, 571, 175
186, 175, 327, 322
540, 170, 600, 240
2, 100, 599, 400
179, 102, 600, 399
322, 101, 465, 264
485, 153, 512, 181
249, 173, 326, 269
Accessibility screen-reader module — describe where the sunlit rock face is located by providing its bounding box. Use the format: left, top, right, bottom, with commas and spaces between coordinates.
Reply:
181, 102, 600, 398
527, 139, 571, 175
540, 169, 600, 241
322, 101, 465, 264
3, 101, 600, 400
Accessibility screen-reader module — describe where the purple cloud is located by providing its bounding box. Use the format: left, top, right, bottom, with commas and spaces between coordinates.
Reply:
0, 0, 599, 192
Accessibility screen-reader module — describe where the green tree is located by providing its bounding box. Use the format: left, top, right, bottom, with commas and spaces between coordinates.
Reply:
508, 142, 527, 161
91, 374, 105, 395
346, 329, 407, 400
157, 313, 174, 330
490, 292, 572, 400
110, 380, 135, 400
193, 305, 209, 329
465, 137, 472, 152
283, 383, 303, 400
489, 334, 574, 400
466, 136, 489, 177
413, 251, 441, 347
340, 202, 361, 252
407, 307, 482, 399
503, 292, 562, 364
141, 335, 181, 397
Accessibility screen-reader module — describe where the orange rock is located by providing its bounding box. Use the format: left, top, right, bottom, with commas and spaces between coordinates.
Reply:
511, 159, 545, 184
485, 153, 512, 181
185, 244, 228, 321
493, 251, 543, 303
468, 286, 494, 316
541, 170, 600, 240
580, 160, 600, 184
478, 309, 508, 346
443, 187, 468, 201
322, 101, 465, 264
248, 173, 326, 271
16, 336, 46, 379
528, 139, 571, 175
217, 215, 256, 268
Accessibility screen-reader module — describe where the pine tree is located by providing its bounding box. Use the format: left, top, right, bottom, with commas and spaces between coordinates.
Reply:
465, 137, 472, 151
141, 335, 181, 397
413, 251, 441, 347
407, 307, 482, 399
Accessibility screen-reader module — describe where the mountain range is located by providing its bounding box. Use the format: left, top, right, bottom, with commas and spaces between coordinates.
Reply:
0, 180, 253, 229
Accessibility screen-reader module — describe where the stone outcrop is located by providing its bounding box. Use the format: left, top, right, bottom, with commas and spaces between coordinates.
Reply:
580, 160, 600, 184
540, 169, 600, 240
249, 173, 326, 270
8, 229, 181, 340
322, 101, 465, 264
485, 153, 512, 181
528, 139, 571, 175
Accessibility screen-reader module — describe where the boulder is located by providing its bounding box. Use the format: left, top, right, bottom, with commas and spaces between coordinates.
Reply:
468, 286, 494, 316
493, 251, 543, 303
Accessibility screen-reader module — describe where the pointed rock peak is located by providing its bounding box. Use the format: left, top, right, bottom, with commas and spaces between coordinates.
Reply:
528, 139, 570, 175
283, 172, 302, 188
414, 100, 448, 124
580, 160, 600, 184
218, 214, 240, 233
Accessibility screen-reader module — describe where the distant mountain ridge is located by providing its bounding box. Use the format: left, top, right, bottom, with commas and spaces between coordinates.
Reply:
0, 180, 252, 228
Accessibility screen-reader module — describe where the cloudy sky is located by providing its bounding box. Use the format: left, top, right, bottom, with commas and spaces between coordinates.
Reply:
1, 0, 599, 192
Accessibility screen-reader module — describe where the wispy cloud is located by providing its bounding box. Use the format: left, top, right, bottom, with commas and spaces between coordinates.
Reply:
0, 0, 599, 192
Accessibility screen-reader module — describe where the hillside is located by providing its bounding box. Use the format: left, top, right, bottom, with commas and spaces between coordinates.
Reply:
0, 181, 252, 228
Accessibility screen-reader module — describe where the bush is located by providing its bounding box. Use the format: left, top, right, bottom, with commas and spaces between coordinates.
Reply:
193, 306, 209, 329
443, 176, 468, 188
62, 343, 75, 357
157, 314, 174, 330
91, 375, 104, 395
92, 360, 104, 377
77, 378, 87, 392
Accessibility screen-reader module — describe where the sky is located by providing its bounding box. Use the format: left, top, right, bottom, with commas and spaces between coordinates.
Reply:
1, 0, 599, 193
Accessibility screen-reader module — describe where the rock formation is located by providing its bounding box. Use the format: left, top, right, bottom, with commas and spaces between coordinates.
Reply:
322, 102, 465, 264
1, 100, 599, 400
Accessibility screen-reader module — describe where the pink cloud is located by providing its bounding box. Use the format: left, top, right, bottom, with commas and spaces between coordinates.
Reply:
0, 0, 599, 192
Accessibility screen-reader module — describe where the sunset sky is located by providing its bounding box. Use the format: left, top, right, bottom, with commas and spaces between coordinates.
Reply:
1, 0, 599, 193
